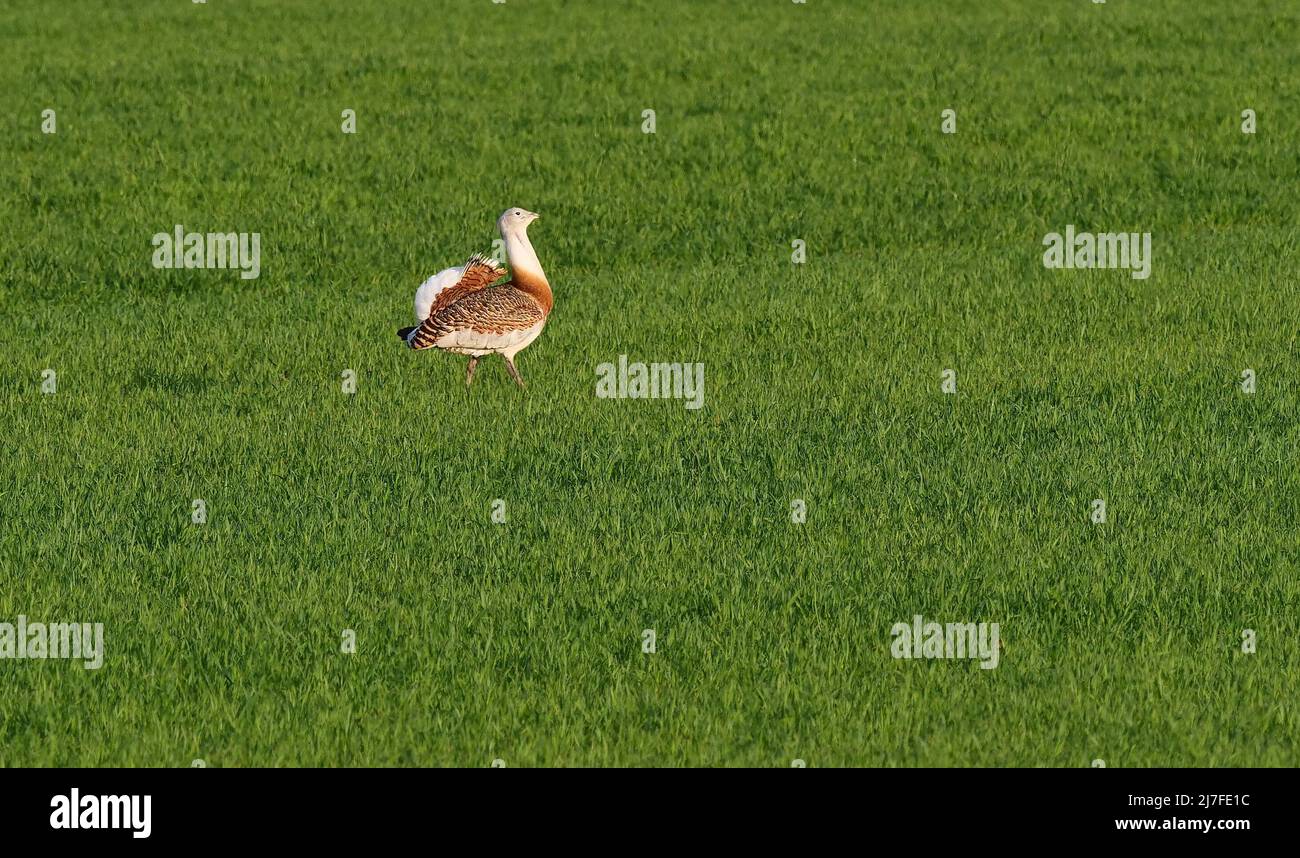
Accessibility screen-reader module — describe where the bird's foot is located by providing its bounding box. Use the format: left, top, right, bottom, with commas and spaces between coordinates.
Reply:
504, 358, 526, 389
466, 356, 479, 387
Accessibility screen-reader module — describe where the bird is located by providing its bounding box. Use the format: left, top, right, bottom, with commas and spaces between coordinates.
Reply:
396, 208, 552, 388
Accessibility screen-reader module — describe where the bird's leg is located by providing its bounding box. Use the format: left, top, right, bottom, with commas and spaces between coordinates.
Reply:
503, 357, 526, 388
465, 356, 479, 387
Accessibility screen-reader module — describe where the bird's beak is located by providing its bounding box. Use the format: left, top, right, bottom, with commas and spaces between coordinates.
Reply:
528, 211, 540, 222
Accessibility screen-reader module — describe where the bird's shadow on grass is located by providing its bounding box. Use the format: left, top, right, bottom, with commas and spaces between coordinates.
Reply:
127, 365, 215, 396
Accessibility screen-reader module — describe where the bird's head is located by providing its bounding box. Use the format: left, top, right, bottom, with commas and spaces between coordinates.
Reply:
499, 207, 540, 235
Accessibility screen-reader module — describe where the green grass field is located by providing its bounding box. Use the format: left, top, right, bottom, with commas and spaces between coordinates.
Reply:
2, 0, 1299, 766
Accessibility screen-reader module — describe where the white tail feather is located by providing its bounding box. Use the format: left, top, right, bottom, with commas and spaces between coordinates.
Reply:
413, 265, 466, 321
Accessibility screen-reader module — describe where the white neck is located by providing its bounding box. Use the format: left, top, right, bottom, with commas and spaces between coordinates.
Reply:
503, 227, 547, 285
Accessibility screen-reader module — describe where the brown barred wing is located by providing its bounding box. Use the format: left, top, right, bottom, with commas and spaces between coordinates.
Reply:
426, 254, 506, 316
409, 284, 546, 349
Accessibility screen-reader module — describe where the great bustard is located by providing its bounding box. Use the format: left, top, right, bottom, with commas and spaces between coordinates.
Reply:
397, 208, 552, 387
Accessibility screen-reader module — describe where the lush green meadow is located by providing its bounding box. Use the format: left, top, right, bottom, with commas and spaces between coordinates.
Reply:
2, 0, 1298, 766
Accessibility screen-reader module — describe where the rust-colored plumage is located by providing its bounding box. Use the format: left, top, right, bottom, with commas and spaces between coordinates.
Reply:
422, 254, 506, 321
